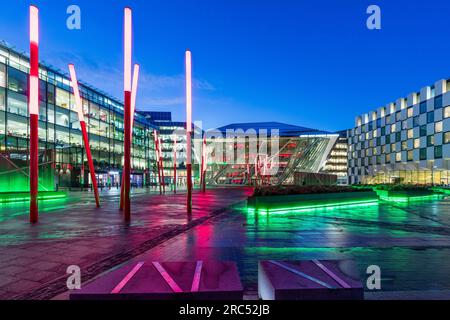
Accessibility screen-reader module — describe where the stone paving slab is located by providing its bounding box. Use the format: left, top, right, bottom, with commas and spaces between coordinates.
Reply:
0, 187, 252, 300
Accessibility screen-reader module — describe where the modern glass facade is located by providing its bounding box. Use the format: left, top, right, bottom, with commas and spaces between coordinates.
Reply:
139, 111, 200, 186
348, 79, 450, 185
321, 130, 348, 185
205, 122, 345, 186
0, 43, 158, 191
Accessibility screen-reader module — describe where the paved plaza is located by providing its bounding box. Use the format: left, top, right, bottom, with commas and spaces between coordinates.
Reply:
2, 188, 450, 300
0, 187, 253, 299
70, 195, 450, 300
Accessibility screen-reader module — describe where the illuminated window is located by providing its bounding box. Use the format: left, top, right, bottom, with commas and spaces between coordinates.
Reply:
56, 88, 70, 109
0, 63, 5, 88
407, 107, 413, 118
396, 152, 401, 162
435, 121, 443, 133
7, 91, 27, 117
444, 106, 450, 119
407, 129, 413, 139
427, 135, 434, 147
407, 151, 413, 161
402, 141, 407, 151
7, 67, 27, 94
444, 132, 450, 144
414, 138, 420, 149
0, 87, 4, 111
391, 143, 396, 152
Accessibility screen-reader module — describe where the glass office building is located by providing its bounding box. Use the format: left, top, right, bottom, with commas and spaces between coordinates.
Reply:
0, 43, 158, 191
205, 122, 346, 186
139, 111, 201, 187
348, 79, 450, 185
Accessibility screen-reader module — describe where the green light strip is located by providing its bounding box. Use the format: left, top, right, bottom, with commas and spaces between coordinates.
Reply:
0, 193, 67, 204
248, 199, 379, 215
379, 194, 442, 203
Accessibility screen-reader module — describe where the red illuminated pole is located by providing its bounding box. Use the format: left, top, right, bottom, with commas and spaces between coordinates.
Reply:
173, 136, 177, 194
158, 137, 166, 193
120, 64, 139, 209
29, 6, 39, 223
185, 50, 193, 213
69, 64, 100, 208
154, 130, 162, 194
201, 137, 206, 193
123, 7, 132, 221
200, 140, 204, 192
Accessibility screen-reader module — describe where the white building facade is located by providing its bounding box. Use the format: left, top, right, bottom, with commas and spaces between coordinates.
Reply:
348, 79, 450, 185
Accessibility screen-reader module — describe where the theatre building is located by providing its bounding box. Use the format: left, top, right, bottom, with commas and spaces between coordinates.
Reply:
348, 78, 450, 185
0, 43, 159, 192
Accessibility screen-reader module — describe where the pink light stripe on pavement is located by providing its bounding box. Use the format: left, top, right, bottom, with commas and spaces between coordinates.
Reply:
111, 262, 145, 294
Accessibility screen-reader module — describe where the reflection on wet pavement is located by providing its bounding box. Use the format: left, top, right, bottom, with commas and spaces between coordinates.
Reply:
0, 187, 252, 299
134, 196, 450, 297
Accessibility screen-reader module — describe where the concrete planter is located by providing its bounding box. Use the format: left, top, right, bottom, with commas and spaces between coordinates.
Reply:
247, 191, 378, 211
375, 189, 435, 200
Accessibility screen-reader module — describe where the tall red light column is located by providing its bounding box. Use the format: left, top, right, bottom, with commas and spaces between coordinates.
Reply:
154, 130, 162, 194
123, 8, 132, 221
69, 64, 100, 208
173, 136, 177, 194
158, 137, 166, 193
29, 6, 39, 223
201, 137, 207, 193
185, 50, 193, 214
120, 64, 139, 209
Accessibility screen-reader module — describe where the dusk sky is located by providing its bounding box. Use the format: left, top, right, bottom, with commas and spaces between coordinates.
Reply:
1, 0, 449, 131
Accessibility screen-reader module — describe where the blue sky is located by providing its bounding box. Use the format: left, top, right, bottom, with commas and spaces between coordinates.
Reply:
0, 0, 449, 131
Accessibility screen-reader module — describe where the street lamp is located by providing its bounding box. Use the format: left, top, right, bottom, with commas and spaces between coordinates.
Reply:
68, 64, 100, 208
185, 50, 193, 213
29, 5, 39, 223
122, 7, 132, 221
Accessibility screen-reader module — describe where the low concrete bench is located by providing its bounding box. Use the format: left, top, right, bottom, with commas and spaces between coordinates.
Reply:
70, 260, 243, 300
258, 260, 363, 300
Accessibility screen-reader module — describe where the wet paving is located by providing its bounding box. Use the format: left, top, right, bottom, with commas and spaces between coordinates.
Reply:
2, 187, 450, 300
0, 187, 253, 299
131, 197, 450, 299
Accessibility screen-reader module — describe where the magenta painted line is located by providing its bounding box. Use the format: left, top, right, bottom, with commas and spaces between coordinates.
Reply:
111, 262, 145, 294
152, 262, 183, 293
190, 261, 203, 292
312, 259, 351, 289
